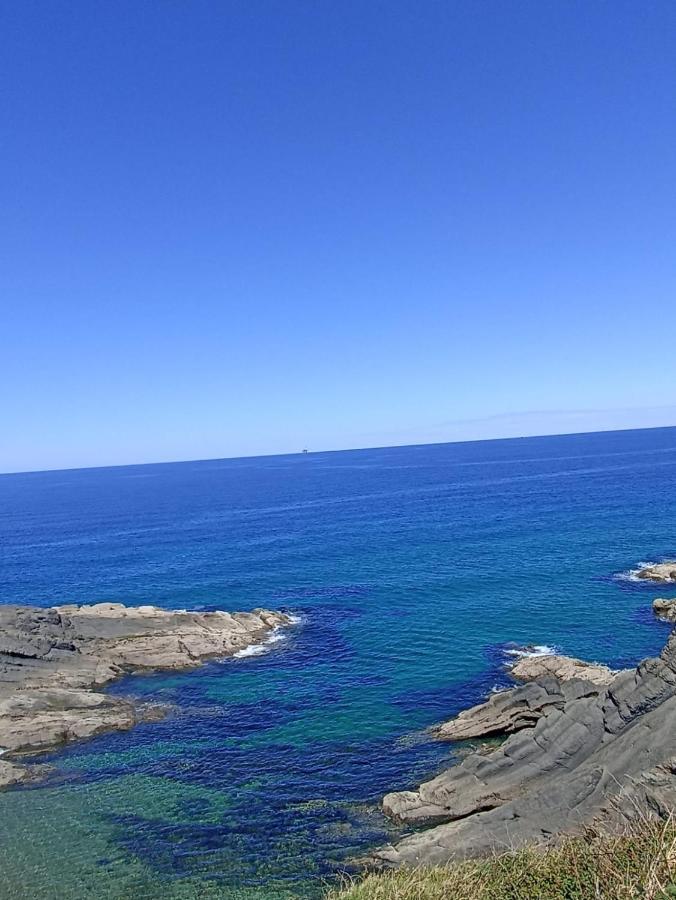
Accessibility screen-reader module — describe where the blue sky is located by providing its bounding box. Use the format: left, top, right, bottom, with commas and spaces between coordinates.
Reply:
2, 1, 675, 472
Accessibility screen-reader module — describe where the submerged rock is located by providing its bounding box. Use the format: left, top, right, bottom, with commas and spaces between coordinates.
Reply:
0, 603, 290, 784
0, 758, 52, 788
376, 629, 676, 867
635, 562, 676, 583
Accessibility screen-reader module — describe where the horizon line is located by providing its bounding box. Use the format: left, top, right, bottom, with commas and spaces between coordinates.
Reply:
2, 422, 676, 479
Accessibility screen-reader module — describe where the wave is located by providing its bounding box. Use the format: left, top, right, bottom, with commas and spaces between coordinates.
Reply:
233, 642, 274, 659
232, 612, 302, 659
503, 644, 559, 661
615, 561, 656, 583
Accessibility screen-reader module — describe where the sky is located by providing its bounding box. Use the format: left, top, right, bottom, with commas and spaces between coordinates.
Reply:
1, 0, 676, 473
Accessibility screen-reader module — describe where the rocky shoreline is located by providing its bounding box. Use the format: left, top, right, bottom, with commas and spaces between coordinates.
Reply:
372, 628, 676, 867
634, 560, 676, 583
653, 597, 676, 621
434, 652, 617, 743
0, 602, 290, 787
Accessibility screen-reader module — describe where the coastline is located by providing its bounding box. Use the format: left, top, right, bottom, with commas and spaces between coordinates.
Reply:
0, 602, 292, 786
368, 583, 676, 869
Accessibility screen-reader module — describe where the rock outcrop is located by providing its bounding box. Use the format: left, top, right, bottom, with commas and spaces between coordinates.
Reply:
653, 598, 676, 622
0, 758, 51, 788
635, 562, 676, 583
436, 678, 587, 743
435, 652, 617, 743
376, 631, 676, 867
509, 653, 616, 685
0, 603, 290, 783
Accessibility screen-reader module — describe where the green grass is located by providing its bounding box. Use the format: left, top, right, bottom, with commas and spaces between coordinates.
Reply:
327, 817, 676, 900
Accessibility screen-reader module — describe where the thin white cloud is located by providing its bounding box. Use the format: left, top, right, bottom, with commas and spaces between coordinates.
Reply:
342, 404, 676, 450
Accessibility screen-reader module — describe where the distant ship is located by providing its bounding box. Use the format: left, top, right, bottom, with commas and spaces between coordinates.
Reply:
302, 448, 309, 454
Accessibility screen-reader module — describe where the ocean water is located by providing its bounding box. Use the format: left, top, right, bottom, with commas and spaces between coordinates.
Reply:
1, 428, 676, 899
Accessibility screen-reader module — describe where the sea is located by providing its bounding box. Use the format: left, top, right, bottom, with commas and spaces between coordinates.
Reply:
1, 427, 676, 899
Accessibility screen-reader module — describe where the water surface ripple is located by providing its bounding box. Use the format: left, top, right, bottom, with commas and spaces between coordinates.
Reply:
1, 429, 676, 898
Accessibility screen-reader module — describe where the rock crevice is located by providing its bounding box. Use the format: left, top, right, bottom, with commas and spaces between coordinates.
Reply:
377, 633, 676, 867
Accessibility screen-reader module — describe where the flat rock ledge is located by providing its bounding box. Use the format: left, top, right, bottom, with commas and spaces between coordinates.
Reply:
635, 562, 676, 583
0, 602, 290, 785
376, 631, 676, 867
508, 653, 616, 685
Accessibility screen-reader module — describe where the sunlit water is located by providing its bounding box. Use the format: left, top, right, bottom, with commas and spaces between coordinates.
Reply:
1, 428, 676, 898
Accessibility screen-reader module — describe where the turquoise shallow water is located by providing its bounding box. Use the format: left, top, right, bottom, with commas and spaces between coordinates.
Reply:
1, 428, 676, 898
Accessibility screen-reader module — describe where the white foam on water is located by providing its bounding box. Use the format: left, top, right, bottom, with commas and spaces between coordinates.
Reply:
233, 630, 284, 659
503, 644, 559, 660
233, 642, 272, 659
232, 612, 301, 659
615, 561, 655, 582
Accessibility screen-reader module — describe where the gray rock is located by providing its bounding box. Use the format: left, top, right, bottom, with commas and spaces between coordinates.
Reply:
0, 759, 52, 788
435, 679, 566, 742
435, 653, 617, 744
0, 603, 290, 783
635, 562, 676, 583
653, 598, 676, 622
376, 629, 676, 866
509, 653, 616, 685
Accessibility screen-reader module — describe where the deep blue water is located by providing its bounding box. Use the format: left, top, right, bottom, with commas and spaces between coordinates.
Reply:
1, 428, 676, 898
